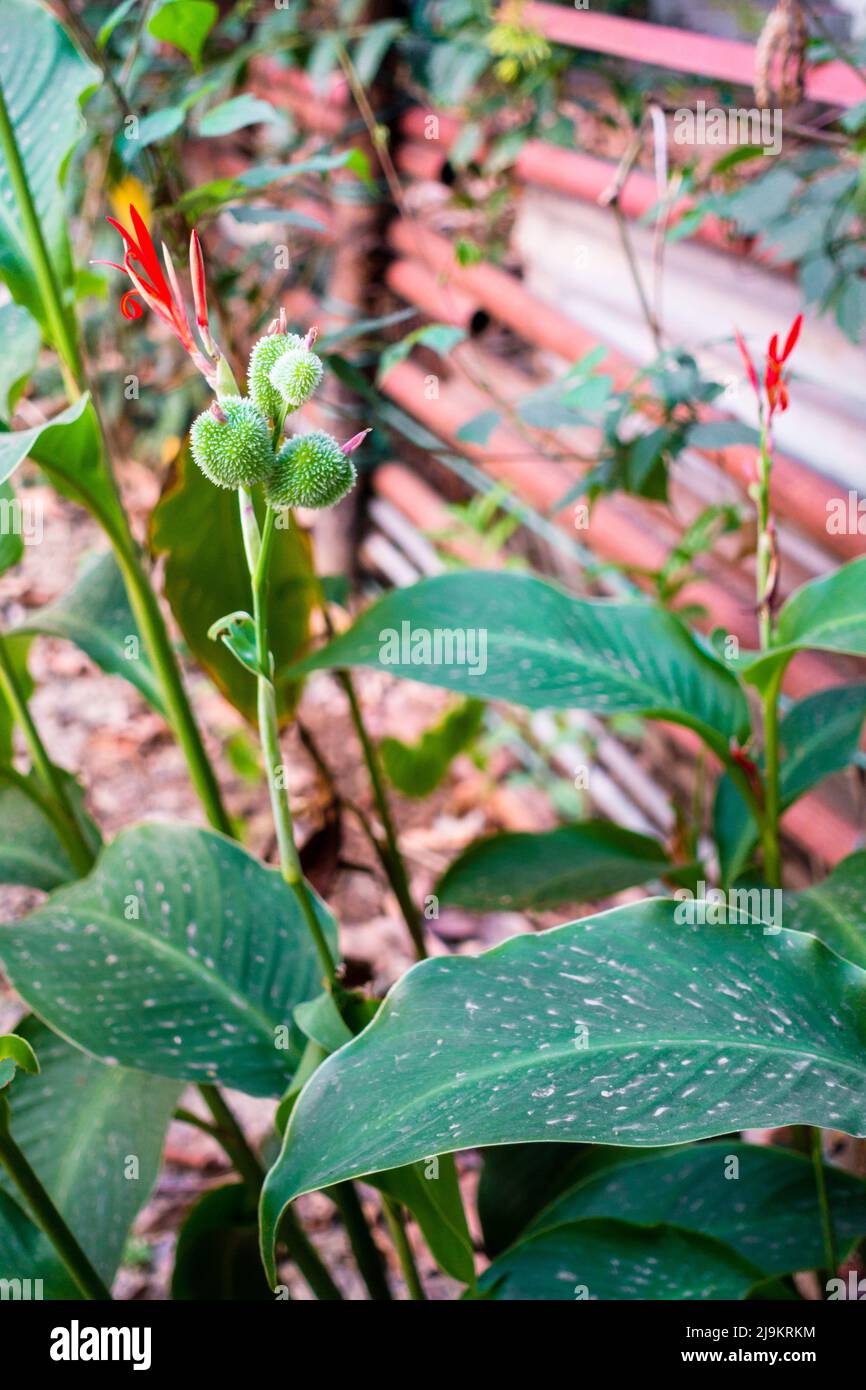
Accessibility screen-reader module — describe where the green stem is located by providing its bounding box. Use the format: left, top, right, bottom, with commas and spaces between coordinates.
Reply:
810, 1128, 838, 1290
240, 492, 336, 986
756, 427, 774, 652
382, 1198, 426, 1300
330, 1182, 392, 1300
335, 667, 427, 959
197, 1083, 342, 1300
0, 634, 95, 876
199, 1083, 266, 1193
0, 1096, 111, 1299
760, 665, 784, 890
0, 78, 83, 398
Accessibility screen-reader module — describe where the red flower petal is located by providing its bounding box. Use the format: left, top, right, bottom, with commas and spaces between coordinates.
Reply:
781, 312, 803, 362
120, 289, 144, 321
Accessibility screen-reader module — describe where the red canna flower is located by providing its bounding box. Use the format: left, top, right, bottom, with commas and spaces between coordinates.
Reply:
97, 205, 215, 383
734, 313, 802, 421
764, 313, 802, 418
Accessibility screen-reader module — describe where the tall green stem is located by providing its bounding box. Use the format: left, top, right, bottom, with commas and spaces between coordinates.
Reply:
0, 1096, 111, 1299
240, 493, 336, 986
382, 1198, 426, 1300
810, 1128, 838, 1290
197, 1084, 342, 1300
0, 634, 95, 876
759, 665, 783, 890
330, 1182, 392, 1300
334, 665, 427, 959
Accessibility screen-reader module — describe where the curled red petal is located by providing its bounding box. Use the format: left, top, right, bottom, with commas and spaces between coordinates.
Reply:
120, 289, 144, 321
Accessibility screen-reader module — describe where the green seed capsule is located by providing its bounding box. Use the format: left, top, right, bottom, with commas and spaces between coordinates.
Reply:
190, 397, 275, 489
269, 347, 324, 409
247, 332, 303, 419
264, 431, 357, 510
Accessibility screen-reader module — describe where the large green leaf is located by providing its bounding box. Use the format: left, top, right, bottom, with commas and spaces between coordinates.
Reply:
784, 851, 866, 971
0, 0, 98, 333
714, 683, 866, 884
524, 1141, 866, 1277
260, 898, 866, 1279
437, 820, 679, 911
0, 1016, 179, 1289
476, 1219, 766, 1300
290, 572, 749, 755
14, 551, 164, 713
0, 823, 336, 1096
150, 446, 315, 724
745, 557, 866, 689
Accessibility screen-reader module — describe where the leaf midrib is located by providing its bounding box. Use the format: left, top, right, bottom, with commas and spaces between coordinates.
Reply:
291, 1027, 866, 1192
13, 903, 282, 1050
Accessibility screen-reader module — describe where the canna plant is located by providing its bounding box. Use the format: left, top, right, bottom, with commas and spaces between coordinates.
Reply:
1, 0, 866, 1306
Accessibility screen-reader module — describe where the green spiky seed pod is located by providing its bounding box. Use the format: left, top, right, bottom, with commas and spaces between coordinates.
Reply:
247, 331, 303, 419
190, 397, 275, 489
264, 431, 357, 510
269, 347, 324, 410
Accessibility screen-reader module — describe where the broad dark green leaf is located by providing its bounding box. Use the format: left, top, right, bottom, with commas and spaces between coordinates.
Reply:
0, 1017, 179, 1288
381, 697, 484, 799
0, 0, 98, 333
0, 823, 336, 1096
523, 1140, 866, 1277
171, 1184, 272, 1300
290, 572, 749, 756
714, 683, 866, 884
745, 557, 866, 689
784, 851, 866, 970
477, 1143, 596, 1255
477, 1218, 765, 1300
437, 820, 679, 911
150, 445, 314, 724
14, 551, 164, 713
260, 898, 866, 1280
